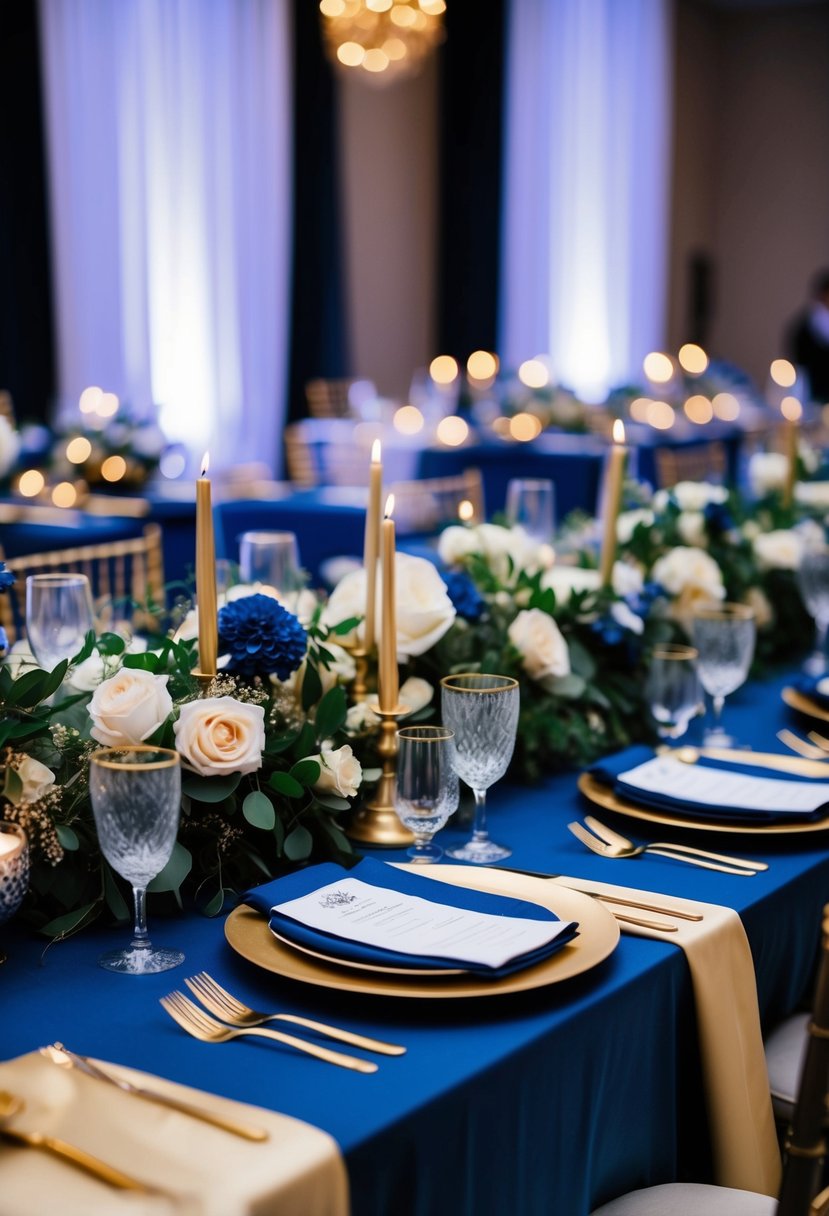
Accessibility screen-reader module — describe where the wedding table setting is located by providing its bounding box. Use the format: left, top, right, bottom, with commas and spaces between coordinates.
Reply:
4, 427, 829, 1214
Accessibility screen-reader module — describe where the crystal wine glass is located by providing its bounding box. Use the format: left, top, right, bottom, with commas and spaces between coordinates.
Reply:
440, 674, 519, 863
394, 726, 459, 864
0, 822, 29, 966
26, 573, 94, 672
505, 478, 556, 544
238, 531, 301, 596
644, 643, 701, 739
691, 603, 756, 747
797, 546, 829, 676
89, 746, 184, 974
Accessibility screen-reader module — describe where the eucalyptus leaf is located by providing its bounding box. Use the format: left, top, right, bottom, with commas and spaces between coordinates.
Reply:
315, 685, 347, 741
147, 842, 193, 893
96, 632, 127, 656
103, 865, 130, 922
301, 662, 323, 711
314, 792, 351, 812
284, 823, 313, 861
269, 771, 304, 799
181, 772, 242, 803
289, 758, 321, 787
39, 900, 100, 939
243, 791, 276, 830
548, 673, 587, 700
202, 887, 226, 917
56, 824, 80, 851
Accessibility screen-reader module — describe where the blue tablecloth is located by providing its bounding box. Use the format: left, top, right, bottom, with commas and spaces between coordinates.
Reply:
3, 669, 828, 1214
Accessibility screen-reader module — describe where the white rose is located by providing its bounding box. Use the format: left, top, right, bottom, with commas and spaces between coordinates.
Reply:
753, 529, 804, 571
437, 525, 481, 567
68, 637, 149, 692
742, 520, 761, 541
795, 481, 829, 509
3, 640, 36, 680
616, 509, 654, 544
651, 546, 726, 622
0, 416, 20, 479
508, 608, 570, 690
744, 586, 774, 630
310, 744, 362, 799
610, 601, 644, 635
611, 561, 644, 598
399, 676, 434, 714
174, 696, 265, 777
383, 554, 456, 657
8, 755, 55, 805
654, 481, 727, 513
749, 452, 788, 497
344, 701, 380, 734
542, 565, 601, 605
677, 511, 706, 547
322, 567, 367, 646
88, 670, 174, 746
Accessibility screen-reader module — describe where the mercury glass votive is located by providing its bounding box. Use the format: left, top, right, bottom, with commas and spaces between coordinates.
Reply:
0, 822, 30, 948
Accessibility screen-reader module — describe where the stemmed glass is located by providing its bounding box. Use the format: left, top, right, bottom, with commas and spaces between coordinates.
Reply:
238, 531, 301, 596
644, 644, 701, 740
26, 573, 94, 671
89, 746, 184, 974
394, 726, 459, 864
691, 603, 756, 747
505, 478, 556, 544
797, 546, 829, 676
0, 823, 29, 966
440, 674, 519, 863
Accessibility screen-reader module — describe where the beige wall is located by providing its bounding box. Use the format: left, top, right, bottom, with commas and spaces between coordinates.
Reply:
337, 61, 439, 400
669, 0, 829, 386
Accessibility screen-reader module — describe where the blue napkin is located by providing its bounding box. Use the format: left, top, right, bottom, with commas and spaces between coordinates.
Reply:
793, 674, 829, 710
590, 745, 828, 825
242, 858, 579, 978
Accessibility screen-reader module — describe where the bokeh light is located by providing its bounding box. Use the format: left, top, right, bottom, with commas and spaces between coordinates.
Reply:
646, 400, 676, 430
781, 396, 803, 422
79, 386, 103, 415
678, 344, 709, 375
770, 359, 797, 388
18, 469, 45, 497
712, 392, 740, 421
66, 437, 93, 464
101, 455, 127, 482
458, 499, 475, 522
436, 415, 469, 446
51, 481, 77, 508
684, 395, 713, 424
629, 397, 651, 423
509, 412, 542, 442
467, 350, 498, 381
393, 405, 425, 435
518, 358, 550, 389
430, 355, 459, 385
643, 352, 674, 383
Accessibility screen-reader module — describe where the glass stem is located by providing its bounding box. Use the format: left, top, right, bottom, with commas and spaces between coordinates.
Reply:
712, 695, 725, 725
471, 788, 489, 842
131, 885, 151, 952
817, 618, 829, 662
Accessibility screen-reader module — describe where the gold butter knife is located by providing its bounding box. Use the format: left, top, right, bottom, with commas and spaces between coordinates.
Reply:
670, 745, 829, 780
43, 1045, 269, 1143
0, 1104, 149, 1192
493, 865, 704, 921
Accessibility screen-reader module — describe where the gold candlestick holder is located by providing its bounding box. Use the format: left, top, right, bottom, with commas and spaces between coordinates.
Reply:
192, 671, 216, 696
347, 703, 414, 847
348, 646, 370, 704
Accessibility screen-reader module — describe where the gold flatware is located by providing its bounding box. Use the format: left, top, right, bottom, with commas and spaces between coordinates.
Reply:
612, 913, 679, 933
583, 815, 767, 873
493, 865, 704, 921
670, 744, 829, 780
776, 729, 829, 761
569, 820, 759, 876
160, 992, 378, 1074
0, 1090, 149, 1191
42, 1043, 269, 1143
183, 973, 405, 1057
808, 730, 829, 753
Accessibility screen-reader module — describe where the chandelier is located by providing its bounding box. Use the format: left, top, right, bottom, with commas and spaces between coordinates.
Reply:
319, 0, 447, 85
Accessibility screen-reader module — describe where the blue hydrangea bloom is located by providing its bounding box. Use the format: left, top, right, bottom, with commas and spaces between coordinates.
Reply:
218, 594, 307, 680
589, 615, 626, 648
0, 562, 14, 592
0, 624, 7, 655
703, 500, 733, 534
443, 570, 486, 621
625, 581, 664, 620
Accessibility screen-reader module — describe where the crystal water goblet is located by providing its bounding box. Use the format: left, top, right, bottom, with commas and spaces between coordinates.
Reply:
644, 643, 701, 739
505, 478, 556, 544
238, 531, 301, 600
691, 603, 756, 747
26, 573, 94, 672
797, 546, 829, 676
89, 746, 184, 975
394, 726, 459, 864
440, 674, 519, 863
0, 823, 29, 966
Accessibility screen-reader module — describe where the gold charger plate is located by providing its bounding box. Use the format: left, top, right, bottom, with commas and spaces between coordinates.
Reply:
224, 864, 620, 999
271, 931, 466, 977
781, 685, 829, 724
578, 771, 829, 836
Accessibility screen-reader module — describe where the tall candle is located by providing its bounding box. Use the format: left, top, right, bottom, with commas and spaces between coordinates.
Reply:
378, 494, 399, 712
781, 397, 801, 509
599, 419, 628, 587
363, 439, 382, 651
196, 452, 218, 676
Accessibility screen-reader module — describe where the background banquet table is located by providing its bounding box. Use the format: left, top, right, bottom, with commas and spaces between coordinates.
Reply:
4, 668, 829, 1215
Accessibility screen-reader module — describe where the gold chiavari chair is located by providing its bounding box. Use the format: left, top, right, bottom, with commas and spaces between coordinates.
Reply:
305, 377, 374, 419
654, 440, 728, 488
388, 469, 485, 534
0, 523, 165, 645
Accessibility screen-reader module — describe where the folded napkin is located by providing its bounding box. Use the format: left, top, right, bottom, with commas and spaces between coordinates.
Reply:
591, 745, 827, 824
554, 876, 781, 1198
793, 672, 829, 709
243, 858, 579, 978
0, 1051, 348, 1216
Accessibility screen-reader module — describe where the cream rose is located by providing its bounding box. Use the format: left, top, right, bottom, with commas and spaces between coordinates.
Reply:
753, 529, 804, 571
748, 452, 788, 497
795, 481, 829, 510
677, 511, 706, 547
383, 554, 456, 657
744, 586, 774, 630
653, 481, 728, 513
7, 755, 55, 805
68, 637, 149, 692
398, 676, 434, 714
310, 744, 362, 799
508, 608, 570, 690
542, 565, 601, 605
437, 525, 481, 567
344, 701, 380, 734
616, 509, 654, 544
651, 546, 726, 622
0, 415, 20, 479
88, 670, 174, 746
174, 696, 265, 777
322, 567, 367, 646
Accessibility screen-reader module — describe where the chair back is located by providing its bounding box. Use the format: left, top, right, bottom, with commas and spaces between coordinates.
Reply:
388, 469, 485, 535
777, 905, 829, 1216
654, 440, 728, 488
0, 523, 165, 644
305, 377, 375, 419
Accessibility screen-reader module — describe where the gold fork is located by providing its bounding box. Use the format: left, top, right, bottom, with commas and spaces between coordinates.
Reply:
160, 992, 378, 1074
184, 973, 405, 1056
776, 729, 829, 761
569, 820, 761, 875
583, 815, 768, 872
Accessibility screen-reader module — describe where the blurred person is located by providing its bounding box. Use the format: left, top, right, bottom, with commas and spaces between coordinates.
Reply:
786, 267, 829, 402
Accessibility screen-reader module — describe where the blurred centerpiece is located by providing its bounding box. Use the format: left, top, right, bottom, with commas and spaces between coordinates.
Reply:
319, 0, 446, 84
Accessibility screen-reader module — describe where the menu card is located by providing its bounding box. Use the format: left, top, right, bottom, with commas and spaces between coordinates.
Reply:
620, 754, 829, 815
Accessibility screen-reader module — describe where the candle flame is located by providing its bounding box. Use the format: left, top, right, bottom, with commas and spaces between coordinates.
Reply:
371, 438, 382, 463
458, 499, 474, 522
384, 493, 395, 519
612, 419, 626, 444
201, 451, 210, 477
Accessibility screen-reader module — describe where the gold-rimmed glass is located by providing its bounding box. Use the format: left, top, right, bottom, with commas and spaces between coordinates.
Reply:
394, 726, 459, 864
645, 643, 701, 739
440, 673, 519, 864
691, 602, 756, 747
89, 746, 183, 975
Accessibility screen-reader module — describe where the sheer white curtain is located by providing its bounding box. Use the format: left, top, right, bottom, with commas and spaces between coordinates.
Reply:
39, 0, 291, 469
500, 0, 673, 401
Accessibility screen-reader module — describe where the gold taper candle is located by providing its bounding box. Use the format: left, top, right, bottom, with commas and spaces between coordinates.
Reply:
378, 494, 399, 712
363, 439, 383, 651
196, 452, 218, 676
599, 419, 628, 587
781, 396, 801, 509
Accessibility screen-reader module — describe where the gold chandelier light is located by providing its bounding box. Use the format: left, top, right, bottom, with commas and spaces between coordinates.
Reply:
319, 0, 447, 85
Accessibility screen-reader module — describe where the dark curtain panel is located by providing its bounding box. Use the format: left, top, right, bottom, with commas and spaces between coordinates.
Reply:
436, 0, 506, 363
287, 0, 348, 432
0, 0, 55, 424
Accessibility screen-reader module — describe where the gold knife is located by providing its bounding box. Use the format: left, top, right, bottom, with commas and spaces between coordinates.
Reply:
670, 745, 829, 780
42, 1045, 270, 1143
0, 1125, 150, 1191
492, 865, 704, 920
